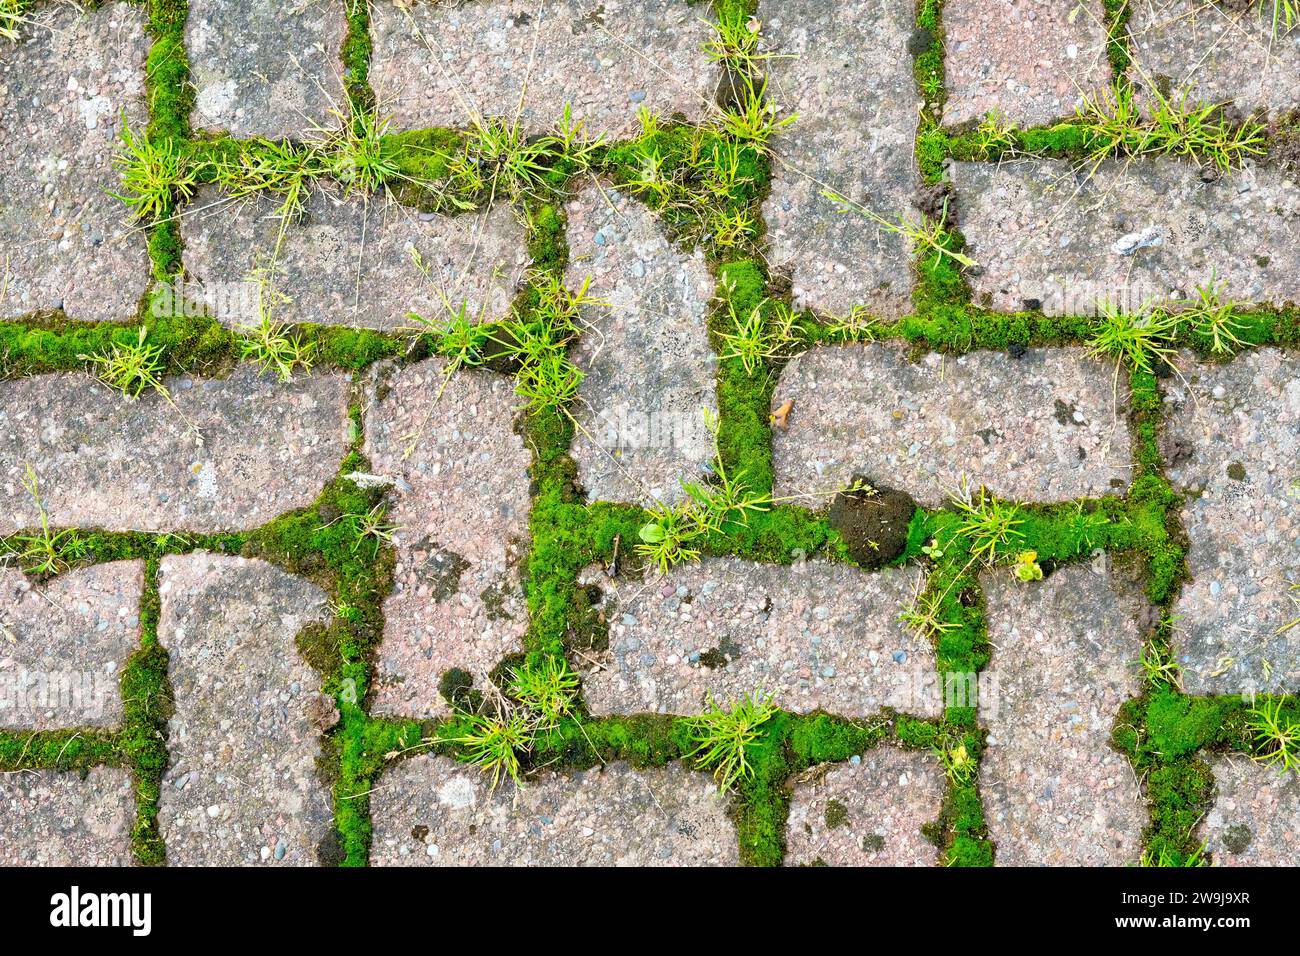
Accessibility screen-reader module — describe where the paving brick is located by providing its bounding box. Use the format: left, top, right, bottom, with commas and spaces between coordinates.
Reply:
187, 0, 347, 138
785, 748, 944, 866
157, 553, 332, 866
370, 0, 717, 137
944, 0, 1112, 128
579, 558, 940, 718
371, 755, 738, 865
183, 187, 528, 330
0, 2, 149, 322
952, 158, 1300, 312
566, 184, 716, 506
0, 562, 142, 730
0, 767, 134, 865
760, 0, 919, 317
1129, 0, 1300, 119
1202, 756, 1300, 866
364, 359, 531, 719
980, 564, 1145, 866
1166, 349, 1300, 694
772, 343, 1130, 508
0, 365, 350, 534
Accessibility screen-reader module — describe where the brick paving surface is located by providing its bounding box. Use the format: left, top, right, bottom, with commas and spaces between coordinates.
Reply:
2, 0, 1298, 870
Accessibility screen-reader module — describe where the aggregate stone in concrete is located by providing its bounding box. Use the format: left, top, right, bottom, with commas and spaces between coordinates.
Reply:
1129, 0, 1300, 119
0, 768, 134, 865
760, 0, 919, 318
943, 0, 1112, 128
566, 184, 716, 506
158, 553, 331, 866
187, 0, 347, 138
370, 0, 717, 137
0, 562, 142, 730
771, 343, 1130, 509
1202, 756, 1299, 866
1165, 349, 1300, 694
0, 2, 149, 322
0, 365, 350, 535
953, 158, 1300, 312
980, 565, 1146, 866
579, 558, 941, 718
371, 756, 738, 866
364, 359, 531, 719
183, 187, 528, 330
785, 749, 944, 866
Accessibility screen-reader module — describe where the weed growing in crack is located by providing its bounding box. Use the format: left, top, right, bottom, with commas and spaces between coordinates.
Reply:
716, 74, 797, 152
80, 326, 170, 400
238, 278, 314, 381
0, 0, 29, 42
1138, 639, 1184, 691
551, 103, 605, 174
312, 102, 402, 196
1011, 550, 1043, 582
492, 273, 600, 412
446, 712, 532, 790
1246, 697, 1300, 774
213, 139, 324, 258
973, 109, 1018, 159
947, 477, 1026, 564
899, 587, 959, 641
346, 503, 399, 558
936, 737, 977, 784
822, 305, 885, 342
508, 657, 580, 731
1259, 0, 1299, 37
684, 690, 779, 792
2, 465, 80, 576
1087, 300, 1181, 374
1075, 82, 1266, 172
1177, 271, 1248, 356
615, 112, 762, 252
823, 189, 977, 268
449, 117, 556, 203
636, 499, 706, 575
716, 286, 800, 374
1140, 842, 1207, 867
110, 121, 198, 221
681, 410, 771, 531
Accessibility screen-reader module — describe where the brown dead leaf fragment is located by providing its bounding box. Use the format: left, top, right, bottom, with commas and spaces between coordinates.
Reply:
770, 398, 794, 428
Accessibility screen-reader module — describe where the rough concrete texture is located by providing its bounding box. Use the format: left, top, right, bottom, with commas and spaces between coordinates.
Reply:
0, 365, 350, 534
761, 0, 919, 317
1129, 0, 1300, 119
0, 2, 149, 322
0, 768, 135, 865
980, 564, 1146, 866
0, 562, 142, 730
953, 158, 1300, 312
785, 748, 945, 866
772, 343, 1130, 508
579, 558, 941, 718
183, 186, 528, 330
364, 359, 531, 719
157, 554, 332, 866
370, 0, 718, 137
944, 0, 1112, 128
187, 0, 347, 138
1202, 756, 1300, 866
371, 756, 738, 866
1165, 349, 1300, 694
567, 184, 717, 506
